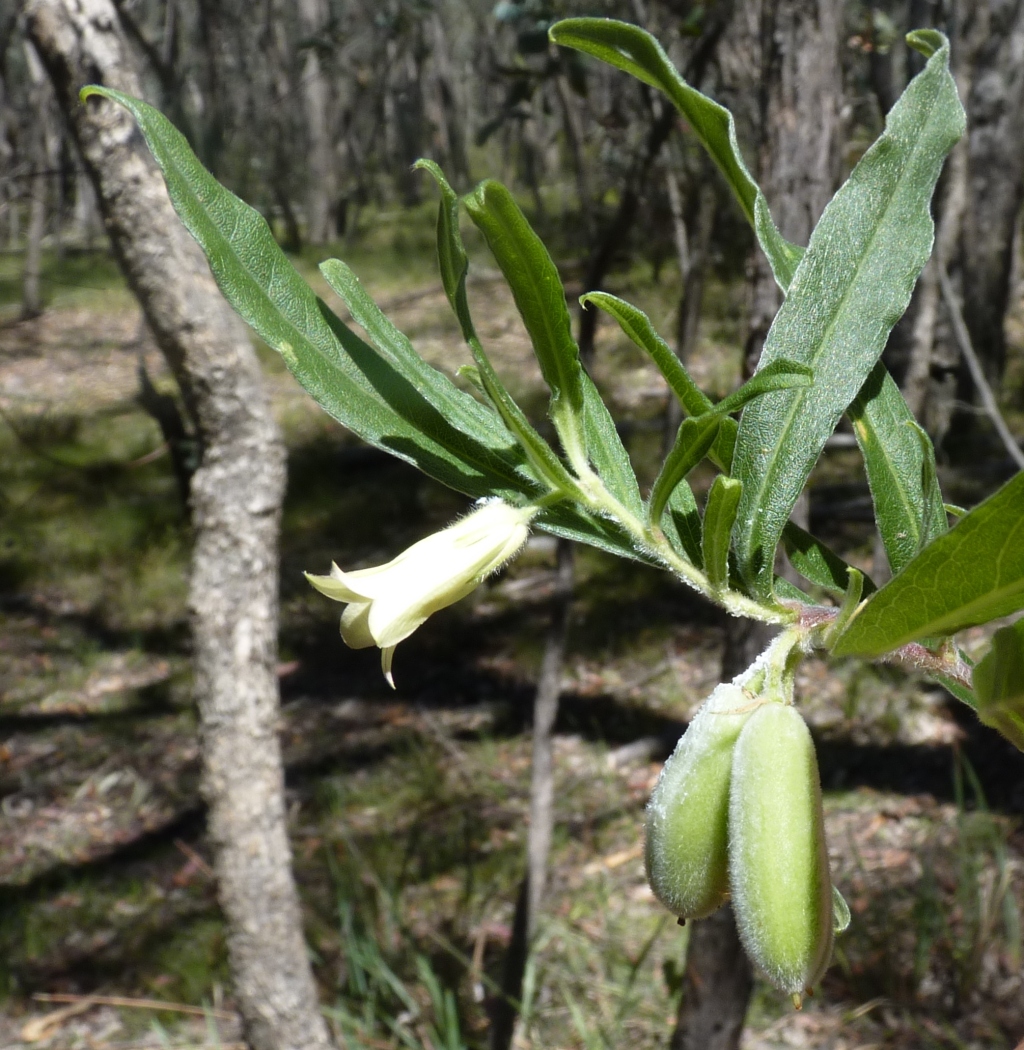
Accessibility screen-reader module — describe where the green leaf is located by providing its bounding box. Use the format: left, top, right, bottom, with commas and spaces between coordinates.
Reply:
848, 363, 947, 575
930, 667, 977, 711
580, 291, 736, 470
580, 373, 644, 517
648, 414, 721, 530
580, 292, 711, 415
825, 569, 866, 647
908, 420, 941, 552
702, 476, 743, 590
414, 159, 474, 341
85, 86, 538, 504
535, 501, 654, 565
974, 619, 1024, 751
782, 522, 876, 598
550, 18, 803, 289
464, 179, 588, 470
774, 576, 814, 605
833, 471, 1024, 658
318, 256, 566, 505
416, 161, 582, 498
663, 483, 703, 567
731, 37, 964, 599
714, 358, 813, 415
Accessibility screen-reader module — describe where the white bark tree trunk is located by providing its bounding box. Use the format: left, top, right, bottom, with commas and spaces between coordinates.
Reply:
23, 5, 333, 1050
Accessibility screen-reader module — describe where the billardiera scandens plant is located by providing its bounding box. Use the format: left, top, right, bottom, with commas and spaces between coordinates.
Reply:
87, 8, 1024, 1014
305, 498, 536, 686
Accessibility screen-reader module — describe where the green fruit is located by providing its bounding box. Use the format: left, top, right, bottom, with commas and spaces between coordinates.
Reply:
646, 683, 754, 920
729, 702, 833, 997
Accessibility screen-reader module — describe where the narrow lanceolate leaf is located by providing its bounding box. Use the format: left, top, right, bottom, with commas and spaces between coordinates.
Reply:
464, 179, 588, 470
550, 18, 803, 289
649, 414, 721, 530
664, 483, 703, 567
782, 522, 876, 598
580, 373, 644, 517
84, 87, 538, 504
580, 292, 711, 416
703, 476, 742, 590
931, 667, 977, 711
833, 471, 1024, 658
731, 36, 964, 599
775, 576, 815, 606
319, 257, 569, 499
414, 160, 474, 340
848, 363, 947, 575
909, 421, 941, 550
416, 161, 581, 498
580, 291, 735, 469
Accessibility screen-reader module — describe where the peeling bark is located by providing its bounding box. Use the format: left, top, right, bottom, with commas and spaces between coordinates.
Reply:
23, 4, 333, 1050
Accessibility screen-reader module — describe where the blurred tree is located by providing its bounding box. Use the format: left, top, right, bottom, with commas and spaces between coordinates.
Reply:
298, 0, 338, 243
23, 5, 333, 1050
959, 0, 1024, 387
671, 3, 843, 1047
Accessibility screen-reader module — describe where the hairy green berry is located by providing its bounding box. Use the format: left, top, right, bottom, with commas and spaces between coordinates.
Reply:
729, 702, 833, 997
646, 683, 754, 920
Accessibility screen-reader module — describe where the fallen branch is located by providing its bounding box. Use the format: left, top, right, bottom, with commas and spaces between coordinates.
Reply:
32, 992, 236, 1021
939, 269, 1024, 470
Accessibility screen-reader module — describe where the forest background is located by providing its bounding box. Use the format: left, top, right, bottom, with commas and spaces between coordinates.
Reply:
1, 0, 1024, 1049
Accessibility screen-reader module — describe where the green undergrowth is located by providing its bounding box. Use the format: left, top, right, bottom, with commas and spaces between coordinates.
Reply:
0, 249, 130, 316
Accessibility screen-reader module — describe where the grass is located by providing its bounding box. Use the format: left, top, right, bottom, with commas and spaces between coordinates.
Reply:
0, 248, 131, 317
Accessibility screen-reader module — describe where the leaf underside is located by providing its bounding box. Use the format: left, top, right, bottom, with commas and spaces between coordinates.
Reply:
730, 38, 964, 599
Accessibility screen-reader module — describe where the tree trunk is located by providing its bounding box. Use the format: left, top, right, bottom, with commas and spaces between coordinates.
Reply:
490, 540, 574, 1050
959, 0, 1024, 385
21, 164, 46, 318
672, 4, 843, 1046
21, 41, 52, 319
23, 5, 333, 1050
297, 0, 337, 244
670, 617, 769, 1049
744, 0, 842, 372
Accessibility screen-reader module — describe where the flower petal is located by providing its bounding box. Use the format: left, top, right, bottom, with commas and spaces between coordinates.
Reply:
305, 565, 375, 603
339, 602, 375, 649
367, 575, 479, 648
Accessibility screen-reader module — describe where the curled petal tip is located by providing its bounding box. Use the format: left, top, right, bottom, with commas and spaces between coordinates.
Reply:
382, 646, 397, 690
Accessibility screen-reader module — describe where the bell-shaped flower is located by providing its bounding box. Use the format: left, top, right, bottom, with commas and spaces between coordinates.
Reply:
306, 499, 536, 686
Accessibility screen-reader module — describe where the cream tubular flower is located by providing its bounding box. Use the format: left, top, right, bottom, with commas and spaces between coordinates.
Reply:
305, 499, 536, 686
